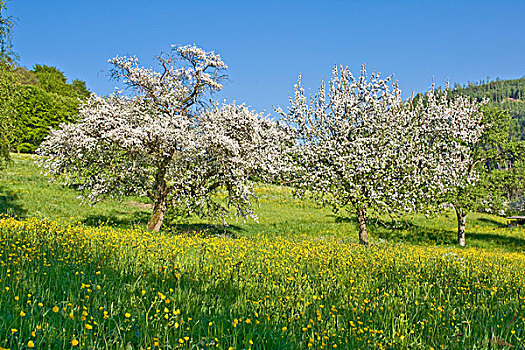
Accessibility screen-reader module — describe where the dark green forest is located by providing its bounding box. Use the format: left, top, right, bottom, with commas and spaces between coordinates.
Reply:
454, 77, 525, 140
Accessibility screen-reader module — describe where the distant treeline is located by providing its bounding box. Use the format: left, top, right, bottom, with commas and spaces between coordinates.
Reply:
0, 62, 89, 153
454, 77, 525, 140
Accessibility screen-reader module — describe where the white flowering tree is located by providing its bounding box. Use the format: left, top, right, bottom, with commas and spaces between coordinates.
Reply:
422, 88, 493, 246
277, 66, 437, 245
37, 44, 286, 231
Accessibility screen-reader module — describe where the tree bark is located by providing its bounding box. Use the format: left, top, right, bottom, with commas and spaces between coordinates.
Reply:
356, 206, 368, 245
147, 165, 169, 232
455, 207, 467, 247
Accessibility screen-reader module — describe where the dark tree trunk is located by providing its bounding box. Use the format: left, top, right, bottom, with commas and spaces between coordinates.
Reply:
356, 206, 368, 245
455, 207, 467, 247
147, 165, 169, 232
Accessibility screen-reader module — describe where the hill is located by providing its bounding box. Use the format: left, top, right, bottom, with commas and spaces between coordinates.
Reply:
1, 154, 523, 252
454, 77, 525, 139
1, 154, 525, 349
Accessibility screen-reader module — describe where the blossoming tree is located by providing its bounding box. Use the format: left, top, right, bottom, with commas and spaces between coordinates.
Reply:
38, 44, 286, 231
422, 87, 491, 246
277, 66, 437, 245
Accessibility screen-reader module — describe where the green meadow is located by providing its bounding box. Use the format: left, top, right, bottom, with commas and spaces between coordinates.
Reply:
0, 154, 524, 349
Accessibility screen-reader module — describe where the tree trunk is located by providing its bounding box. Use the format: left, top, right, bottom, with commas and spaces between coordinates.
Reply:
356, 206, 368, 245
455, 207, 466, 247
147, 165, 169, 232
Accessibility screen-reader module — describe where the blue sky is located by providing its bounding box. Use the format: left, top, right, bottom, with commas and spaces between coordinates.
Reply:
8, 0, 525, 115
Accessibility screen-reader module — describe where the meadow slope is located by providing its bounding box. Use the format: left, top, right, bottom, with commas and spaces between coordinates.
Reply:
0, 154, 525, 349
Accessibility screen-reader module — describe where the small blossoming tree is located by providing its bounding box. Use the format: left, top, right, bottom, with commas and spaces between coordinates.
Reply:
277, 66, 436, 245
38, 44, 286, 231
278, 66, 490, 246
422, 88, 499, 246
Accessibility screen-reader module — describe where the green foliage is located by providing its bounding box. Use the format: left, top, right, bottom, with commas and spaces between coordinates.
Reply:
0, 0, 16, 61
454, 77, 525, 140
0, 60, 15, 167
12, 66, 38, 85
32, 64, 86, 98
0, 1, 15, 167
9, 83, 79, 153
446, 95, 525, 217
0, 0, 90, 155
71, 78, 90, 98
0, 63, 90, 153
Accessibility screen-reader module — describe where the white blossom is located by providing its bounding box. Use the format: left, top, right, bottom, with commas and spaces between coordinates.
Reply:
37, 44, 286, 231
278, 66, 486, 245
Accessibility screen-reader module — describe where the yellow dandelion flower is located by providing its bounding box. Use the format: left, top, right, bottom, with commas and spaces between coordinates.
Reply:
72, 339, 79, 346
52, 306, 59, 313
27, 341, 35, 348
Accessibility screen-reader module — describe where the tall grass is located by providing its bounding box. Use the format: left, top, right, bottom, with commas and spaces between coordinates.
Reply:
0, 217, 524, 349
1, 154, 525, 348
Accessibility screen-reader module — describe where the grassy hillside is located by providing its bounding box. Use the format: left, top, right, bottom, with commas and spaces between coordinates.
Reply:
1, 154, 525, 349
0, 154, 523, 252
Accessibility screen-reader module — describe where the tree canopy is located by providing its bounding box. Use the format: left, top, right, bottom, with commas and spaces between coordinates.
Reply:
454, 77, 525, 140
38, 44, 287, 231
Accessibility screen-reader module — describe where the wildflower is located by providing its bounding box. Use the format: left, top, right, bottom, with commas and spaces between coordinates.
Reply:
52, 306, 59, 313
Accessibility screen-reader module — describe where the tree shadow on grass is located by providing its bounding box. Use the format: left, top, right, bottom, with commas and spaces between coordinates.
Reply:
82, 211, 151, 228
331, 215, 357, 224
467, 232, 525, 251
332, 214, 413, 229
167, 223, 242, 238
368, 219, 525, 252
370, 224, 458, 246
0, 185, 26, 217
475, 217, 507, 228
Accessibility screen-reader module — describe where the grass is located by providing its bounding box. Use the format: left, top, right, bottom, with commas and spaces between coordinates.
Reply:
0, 154, 152, 227
1, 154, 525, 349
1, 154, 523, 252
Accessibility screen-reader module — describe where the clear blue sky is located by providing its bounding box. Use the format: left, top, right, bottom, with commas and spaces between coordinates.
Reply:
8, 0, 525, 115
